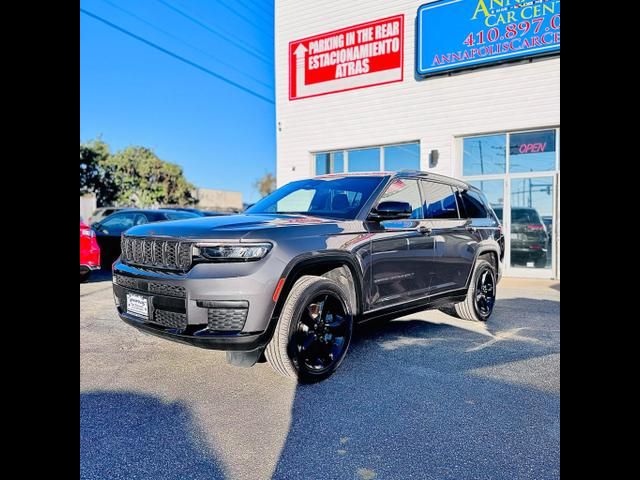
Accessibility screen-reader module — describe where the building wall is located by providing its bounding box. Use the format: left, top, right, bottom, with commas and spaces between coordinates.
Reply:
275, 0, 560, 186
195, 188, 243, 212
80, 194, 97, 222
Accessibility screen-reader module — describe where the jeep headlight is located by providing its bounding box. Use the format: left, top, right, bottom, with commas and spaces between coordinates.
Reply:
195, 243, 272, 262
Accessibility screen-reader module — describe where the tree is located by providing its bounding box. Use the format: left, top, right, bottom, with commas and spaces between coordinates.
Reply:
105, 146, 197, 207
254, 172, 277, 198
80, 139, 118, 206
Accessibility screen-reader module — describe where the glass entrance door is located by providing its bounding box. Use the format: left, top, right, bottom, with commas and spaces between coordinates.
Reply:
507, 175, 555, 276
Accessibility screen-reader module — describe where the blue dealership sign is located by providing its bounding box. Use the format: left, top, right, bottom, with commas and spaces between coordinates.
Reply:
416, 0, 560, 76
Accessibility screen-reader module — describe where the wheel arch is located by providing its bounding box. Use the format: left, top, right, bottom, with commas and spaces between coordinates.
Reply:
227, 252, 365, 369
466, 245, 501, 289
271, 251, 364, 322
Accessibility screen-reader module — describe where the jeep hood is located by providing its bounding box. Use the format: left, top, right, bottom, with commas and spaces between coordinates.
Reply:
124, 213, 353, 240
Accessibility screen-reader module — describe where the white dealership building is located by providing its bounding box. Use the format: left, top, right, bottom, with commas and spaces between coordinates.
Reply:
275, 0, 560, 278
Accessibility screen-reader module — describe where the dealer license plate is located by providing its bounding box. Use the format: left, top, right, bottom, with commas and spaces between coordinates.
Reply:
126, 293, 149, 319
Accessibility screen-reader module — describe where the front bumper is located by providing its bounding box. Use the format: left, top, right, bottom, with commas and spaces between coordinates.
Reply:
118, 310, 271, 351
112, 256, 286, 351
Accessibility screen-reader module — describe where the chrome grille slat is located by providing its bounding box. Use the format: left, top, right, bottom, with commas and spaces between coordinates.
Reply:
162, 241, 167, 267
143, 240, 153, 264
153, 240, 163, 266
133, 239, 144, 263
121, 236, 193, 271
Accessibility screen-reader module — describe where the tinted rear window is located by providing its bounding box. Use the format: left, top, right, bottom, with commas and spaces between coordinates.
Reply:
460, 190, 488, 218
422, 181, 459, 219
511, 209, 541, 224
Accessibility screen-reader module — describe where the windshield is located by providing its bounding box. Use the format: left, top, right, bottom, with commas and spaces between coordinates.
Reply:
246, 176, 386, 220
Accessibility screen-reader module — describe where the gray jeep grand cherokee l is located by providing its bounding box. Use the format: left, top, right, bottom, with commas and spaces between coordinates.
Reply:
113, 171, 503, 382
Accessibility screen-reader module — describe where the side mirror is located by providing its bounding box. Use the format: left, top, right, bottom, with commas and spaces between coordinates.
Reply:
369, 201, 413, 221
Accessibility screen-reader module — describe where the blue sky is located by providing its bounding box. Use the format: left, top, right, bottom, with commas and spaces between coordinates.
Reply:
80, 0, 275, 204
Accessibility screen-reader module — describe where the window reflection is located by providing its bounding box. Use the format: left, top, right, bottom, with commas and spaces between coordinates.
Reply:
349, 148, 380, 172
315, 152, 344, 175
314, 142, 420, 174
510, 177, 553, 269
384, 143, 420, 171
463, 135, 506, 176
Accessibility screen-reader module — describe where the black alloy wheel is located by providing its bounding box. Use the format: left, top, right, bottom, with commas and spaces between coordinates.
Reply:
289, 293, 351, 376
474, 266, 496, 318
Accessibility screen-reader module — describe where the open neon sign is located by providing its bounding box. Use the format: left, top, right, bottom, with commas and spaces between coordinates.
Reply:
519, 143, 547, 154
510, 130, 555, 156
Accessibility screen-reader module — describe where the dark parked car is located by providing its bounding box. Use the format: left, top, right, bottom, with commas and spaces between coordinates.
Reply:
113, 172, 503, 382
93, 209, 200, 267
494, 207, 548, 268
88, 206, 128, 225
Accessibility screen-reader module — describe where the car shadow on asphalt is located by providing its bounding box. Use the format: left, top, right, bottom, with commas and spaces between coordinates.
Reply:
80, 391, 226, 480
271, 297, 560, 480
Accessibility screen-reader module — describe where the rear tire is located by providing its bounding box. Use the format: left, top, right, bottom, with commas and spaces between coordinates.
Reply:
441, 259, 496, 322
265, 275, 353, 383
80, 271, 91, 283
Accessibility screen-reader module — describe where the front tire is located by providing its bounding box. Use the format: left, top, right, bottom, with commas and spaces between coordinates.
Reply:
265, 275, 353, 383
441, 259, 496, 322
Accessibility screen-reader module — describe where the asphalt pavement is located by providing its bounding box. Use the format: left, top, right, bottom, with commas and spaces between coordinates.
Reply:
80, 270, 560, 480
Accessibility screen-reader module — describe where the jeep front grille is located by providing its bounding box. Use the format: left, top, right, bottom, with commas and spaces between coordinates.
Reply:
121, 237, 193, 271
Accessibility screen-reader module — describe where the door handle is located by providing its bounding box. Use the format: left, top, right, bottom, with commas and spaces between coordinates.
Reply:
417, 225, 432, 235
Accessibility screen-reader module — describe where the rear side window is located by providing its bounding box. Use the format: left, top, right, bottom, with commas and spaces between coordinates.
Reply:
100, 213, 147, 234
421, 181, 459, 219
460, 189, 489, 218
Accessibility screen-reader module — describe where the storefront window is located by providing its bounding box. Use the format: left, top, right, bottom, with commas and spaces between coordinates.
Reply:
315, 152, 344, 175
384, 143, 420, 171
509, 130, 556, 173
463, 135, 506, 176
349, 148, 380, 172
314, 142, 420, 174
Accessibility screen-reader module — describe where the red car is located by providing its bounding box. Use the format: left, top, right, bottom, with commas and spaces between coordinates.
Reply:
80, 219, 101, 282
